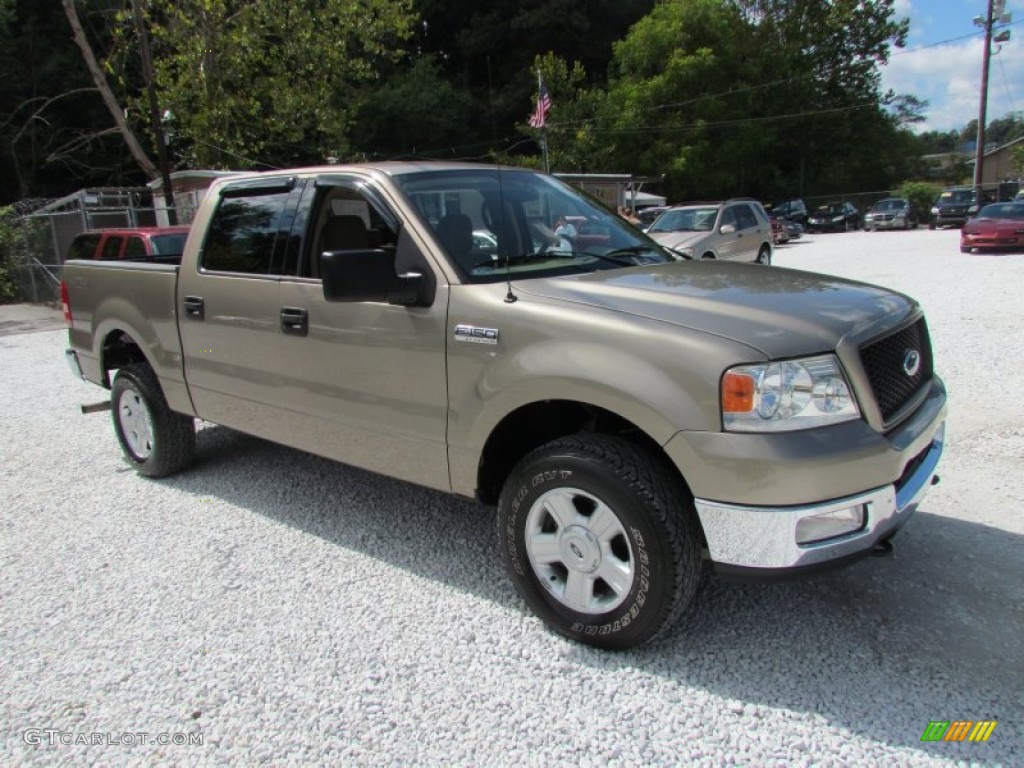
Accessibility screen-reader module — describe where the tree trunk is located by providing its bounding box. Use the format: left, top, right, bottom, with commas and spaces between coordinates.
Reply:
61, 0, 159, 180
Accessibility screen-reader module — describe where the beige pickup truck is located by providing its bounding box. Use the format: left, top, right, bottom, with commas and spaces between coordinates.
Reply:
62, 162, 946, 649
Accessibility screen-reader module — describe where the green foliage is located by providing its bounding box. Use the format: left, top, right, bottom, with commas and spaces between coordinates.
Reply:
1010, 143, 1024, 176
896, 181, 940, 222
0, 206, 20, 300
138, 0, 415, 169
543, 0, 914, 202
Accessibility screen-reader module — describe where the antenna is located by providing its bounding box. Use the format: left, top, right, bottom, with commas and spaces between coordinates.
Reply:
497, 168, 517, 303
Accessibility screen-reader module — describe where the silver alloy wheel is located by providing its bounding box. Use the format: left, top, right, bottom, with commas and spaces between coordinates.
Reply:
524, 487, 634, 614
117, 386, 154, 459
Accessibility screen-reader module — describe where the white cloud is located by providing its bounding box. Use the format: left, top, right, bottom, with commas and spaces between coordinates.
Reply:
882, 35, 1024, 132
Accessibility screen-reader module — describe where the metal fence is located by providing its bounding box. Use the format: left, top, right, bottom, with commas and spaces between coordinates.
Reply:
1, 188, 164, 305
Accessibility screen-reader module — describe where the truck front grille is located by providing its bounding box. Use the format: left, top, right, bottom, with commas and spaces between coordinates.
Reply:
859, 318, 933, 424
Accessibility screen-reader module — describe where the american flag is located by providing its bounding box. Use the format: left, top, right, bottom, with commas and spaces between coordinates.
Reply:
528, 78, 552, 128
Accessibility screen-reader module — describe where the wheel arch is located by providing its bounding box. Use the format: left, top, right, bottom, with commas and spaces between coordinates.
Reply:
475, 399, 697, 515
99, 328, 150, 387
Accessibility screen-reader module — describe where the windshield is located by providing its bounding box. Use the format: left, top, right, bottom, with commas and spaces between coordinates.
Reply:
647, 207, 719, 233
815, 204, 845, 215
938, 190, 973, 204
977, 203, 1024, 220
871, 199, 906, 212
392, 168, 674, 283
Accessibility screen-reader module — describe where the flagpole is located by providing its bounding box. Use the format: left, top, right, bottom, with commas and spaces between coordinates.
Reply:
537, 70, 549, 174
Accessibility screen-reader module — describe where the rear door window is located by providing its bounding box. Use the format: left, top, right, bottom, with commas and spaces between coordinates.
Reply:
734, 204, 758, 231
101, 236, 124, 260
202, 189, 293, 274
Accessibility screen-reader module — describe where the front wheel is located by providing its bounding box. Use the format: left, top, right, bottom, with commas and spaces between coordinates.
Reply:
497, 435, 704, 649
111, 364, 196, 478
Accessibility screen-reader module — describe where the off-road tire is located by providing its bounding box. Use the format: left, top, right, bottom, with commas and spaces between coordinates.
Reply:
111, 364, 196, 478
497, 434, 704, 650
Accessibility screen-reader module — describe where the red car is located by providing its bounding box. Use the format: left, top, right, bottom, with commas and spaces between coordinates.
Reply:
960, 203, 1024, 253
66, 226, 191, 262
769, 215, 789, 245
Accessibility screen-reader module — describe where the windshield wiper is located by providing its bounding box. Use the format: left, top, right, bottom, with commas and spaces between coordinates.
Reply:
581, 245, 667, 264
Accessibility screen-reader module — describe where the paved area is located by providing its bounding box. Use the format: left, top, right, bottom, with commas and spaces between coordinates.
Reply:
0, 302, 65, 336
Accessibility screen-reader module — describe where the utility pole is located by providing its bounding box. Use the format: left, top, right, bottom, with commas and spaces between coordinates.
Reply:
973, 0, 1012, 195
132, 0, 177, 225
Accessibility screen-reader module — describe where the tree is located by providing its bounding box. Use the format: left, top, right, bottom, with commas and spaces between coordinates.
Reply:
129, 0, 416, 169
0, 0, 146, 203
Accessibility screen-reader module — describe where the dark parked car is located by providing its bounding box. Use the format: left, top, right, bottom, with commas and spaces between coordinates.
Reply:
864, 198, 917, 231
960, 202, 1024, 253
806, 202, 861, 232
929, 187, 981, 229
768, 199, 808, 226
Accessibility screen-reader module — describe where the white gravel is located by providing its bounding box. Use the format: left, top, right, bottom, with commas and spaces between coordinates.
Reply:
2, 227, 1022, 766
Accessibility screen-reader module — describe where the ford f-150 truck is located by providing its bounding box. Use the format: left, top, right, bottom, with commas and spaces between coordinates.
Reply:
62, 162, 946, 649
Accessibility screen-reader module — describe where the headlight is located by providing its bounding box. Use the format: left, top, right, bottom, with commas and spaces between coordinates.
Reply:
930, 206, 939, 214
721, 354, 860, 432
674, 246, 695, 258
831, 216, 844, 222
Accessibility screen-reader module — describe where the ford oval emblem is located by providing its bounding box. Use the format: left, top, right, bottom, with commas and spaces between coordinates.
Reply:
903, 348, 921, 377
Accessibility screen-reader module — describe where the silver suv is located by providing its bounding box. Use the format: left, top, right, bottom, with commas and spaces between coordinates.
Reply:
646, 199, 773, 264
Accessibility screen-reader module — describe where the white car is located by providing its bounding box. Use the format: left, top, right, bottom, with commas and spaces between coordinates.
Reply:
645, 199, 773, 264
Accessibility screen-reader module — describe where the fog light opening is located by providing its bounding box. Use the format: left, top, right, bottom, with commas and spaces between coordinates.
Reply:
795, 505, 866, 545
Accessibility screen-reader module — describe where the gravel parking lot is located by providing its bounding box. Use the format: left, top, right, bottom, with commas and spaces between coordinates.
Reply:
2, 227, 1021, 766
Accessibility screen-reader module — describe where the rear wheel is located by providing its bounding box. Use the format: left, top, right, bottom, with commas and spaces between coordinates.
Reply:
756, 244, 771, 265
497, 435, 704, 650
111, 364, 196, 478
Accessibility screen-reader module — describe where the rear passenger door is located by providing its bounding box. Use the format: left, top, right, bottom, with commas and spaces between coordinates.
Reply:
177, 177, 302, 432
732, 203, 764, 262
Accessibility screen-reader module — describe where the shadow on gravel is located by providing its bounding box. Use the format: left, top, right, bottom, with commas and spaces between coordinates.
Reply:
165, 424, 1022, 760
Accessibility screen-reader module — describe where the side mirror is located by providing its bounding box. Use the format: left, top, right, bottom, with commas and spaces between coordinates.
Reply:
320, 249, 431, 306
720, 223, 737, 234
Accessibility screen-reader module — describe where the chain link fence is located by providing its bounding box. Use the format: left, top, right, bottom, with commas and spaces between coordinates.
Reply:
1, 188, 159, 305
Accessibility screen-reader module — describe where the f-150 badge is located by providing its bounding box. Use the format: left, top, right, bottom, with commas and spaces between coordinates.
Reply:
454, 324, 499, 345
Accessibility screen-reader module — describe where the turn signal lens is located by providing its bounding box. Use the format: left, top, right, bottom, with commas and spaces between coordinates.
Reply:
722, 372, 755, 413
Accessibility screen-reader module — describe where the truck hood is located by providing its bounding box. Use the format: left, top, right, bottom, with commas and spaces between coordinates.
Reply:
515, 261, 915, 359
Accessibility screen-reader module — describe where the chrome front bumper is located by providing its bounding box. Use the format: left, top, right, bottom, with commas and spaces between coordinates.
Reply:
694, 422, 945, 572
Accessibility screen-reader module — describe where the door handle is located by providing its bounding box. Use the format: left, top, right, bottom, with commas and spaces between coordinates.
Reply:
280, 307, 308, 336
183, 295, 204, 319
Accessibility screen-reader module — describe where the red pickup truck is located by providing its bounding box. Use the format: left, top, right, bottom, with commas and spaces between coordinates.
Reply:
66, 226, 191, 262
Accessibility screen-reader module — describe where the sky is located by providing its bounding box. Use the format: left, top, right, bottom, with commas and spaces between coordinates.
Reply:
881, 0, 1024, 133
